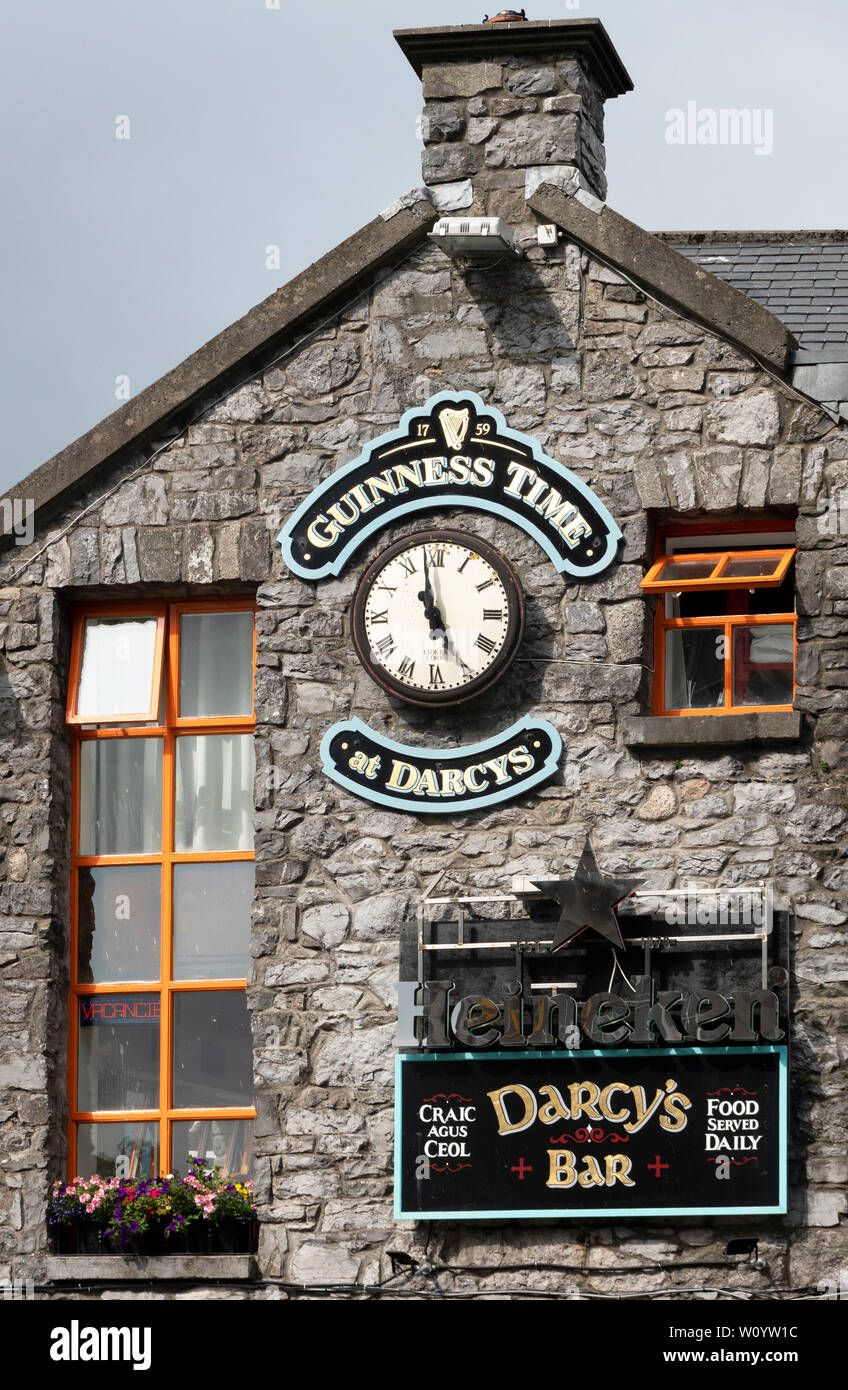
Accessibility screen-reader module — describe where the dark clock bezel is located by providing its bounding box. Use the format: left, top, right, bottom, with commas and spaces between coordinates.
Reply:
351, 528, 526, 707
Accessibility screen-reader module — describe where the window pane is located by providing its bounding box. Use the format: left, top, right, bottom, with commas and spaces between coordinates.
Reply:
171, 1119, 254, 1178
173, 863, 254, 980
174, 735, 255, 852
665, 628, 725, 709
79, 739, 162, 856
718, 555, 783, 579
76, 1121, 160, 1180
77, 994, 160, 1111
78, 867, 161, 984
77, 618, 159, 718
660, 558, 718, 583
732, 625, 795, 707
172, 991, 253, 1109
179, 612, 254, 718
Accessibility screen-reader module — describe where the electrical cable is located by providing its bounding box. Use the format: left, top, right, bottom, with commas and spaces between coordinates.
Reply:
29, 1277, 829, 1300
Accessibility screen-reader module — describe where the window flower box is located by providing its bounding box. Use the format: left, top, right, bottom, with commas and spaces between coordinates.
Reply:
48, 1159, 256, 1255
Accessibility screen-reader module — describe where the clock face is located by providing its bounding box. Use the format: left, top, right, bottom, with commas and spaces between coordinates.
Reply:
351, 530, 525, 705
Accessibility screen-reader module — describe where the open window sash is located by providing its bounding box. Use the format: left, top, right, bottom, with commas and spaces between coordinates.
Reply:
67, 607, 166, 725
641, 548, 796, 594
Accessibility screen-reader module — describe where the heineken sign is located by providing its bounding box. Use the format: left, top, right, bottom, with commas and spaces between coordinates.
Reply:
277, 391, 622, 581
396, 975, 784, 1050
395, 1048, 787, 1219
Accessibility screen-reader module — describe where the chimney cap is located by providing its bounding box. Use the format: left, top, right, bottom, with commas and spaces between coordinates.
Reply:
394, 18, 633, 98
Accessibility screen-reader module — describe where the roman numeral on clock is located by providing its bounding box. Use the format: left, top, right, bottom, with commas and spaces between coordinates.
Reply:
375, 635, 394, 658
396, 656, 415, 681
369, 609, 388, 624
427, 548, 445, 567
482, 609, 503, 622
428, 665, 445, 688
398, 555, 416, 576
476, 634, 496, 655
476, 578, 495, 592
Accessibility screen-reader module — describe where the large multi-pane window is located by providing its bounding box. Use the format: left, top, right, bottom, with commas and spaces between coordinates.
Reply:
66, 601, 257, 1180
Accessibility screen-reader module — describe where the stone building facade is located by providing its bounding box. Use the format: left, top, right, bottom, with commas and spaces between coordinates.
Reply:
1, 18, 845, 1299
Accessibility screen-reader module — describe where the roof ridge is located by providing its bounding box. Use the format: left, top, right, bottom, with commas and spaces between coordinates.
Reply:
657, 230, 848, 245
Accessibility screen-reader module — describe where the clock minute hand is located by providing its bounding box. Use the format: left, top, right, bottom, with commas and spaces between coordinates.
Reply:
417, 548, 445, 632
427, 560, 473, 675
438, 622, 473, 679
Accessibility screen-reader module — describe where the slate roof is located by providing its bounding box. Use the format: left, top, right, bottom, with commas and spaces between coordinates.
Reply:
661, 232, 848, 359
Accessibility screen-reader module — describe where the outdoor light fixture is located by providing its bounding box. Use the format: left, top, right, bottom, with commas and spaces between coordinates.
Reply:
429, 216, 522, 263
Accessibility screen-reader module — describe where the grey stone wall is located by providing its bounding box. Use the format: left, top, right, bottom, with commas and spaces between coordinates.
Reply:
1, 229, 846, 1298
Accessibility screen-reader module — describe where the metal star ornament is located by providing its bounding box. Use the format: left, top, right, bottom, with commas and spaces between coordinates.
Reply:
532, 839, 643, 952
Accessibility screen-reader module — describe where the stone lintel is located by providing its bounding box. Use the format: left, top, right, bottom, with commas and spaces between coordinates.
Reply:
623, 711, 802, 749
394, 20, 633, 98
528, 183, 795, 375
4, 198, 438, 538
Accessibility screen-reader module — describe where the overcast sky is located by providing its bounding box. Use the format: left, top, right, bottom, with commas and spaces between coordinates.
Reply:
2, 0, 847, 497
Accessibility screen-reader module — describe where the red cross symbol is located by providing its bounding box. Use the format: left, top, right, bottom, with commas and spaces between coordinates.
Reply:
647, 1156, 669, 1178
511, 1159, 533, 1180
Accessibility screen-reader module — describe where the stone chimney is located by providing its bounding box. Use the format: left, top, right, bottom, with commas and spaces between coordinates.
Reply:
395, 18, 632, 223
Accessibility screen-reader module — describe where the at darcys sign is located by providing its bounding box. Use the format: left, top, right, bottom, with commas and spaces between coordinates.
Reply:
278, 391, 622, 580
321, 716, 561, 814
395, 1047, 787, 1220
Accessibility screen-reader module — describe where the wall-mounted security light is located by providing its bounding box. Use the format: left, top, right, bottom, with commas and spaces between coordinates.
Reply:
429, 217, 522, 263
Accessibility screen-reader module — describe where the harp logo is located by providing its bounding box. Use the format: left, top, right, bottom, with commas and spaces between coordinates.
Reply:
277, 391, 622, 582
438, 405, 470, 452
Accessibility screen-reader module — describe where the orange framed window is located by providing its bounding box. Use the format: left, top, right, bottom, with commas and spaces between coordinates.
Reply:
642, 525, 797, 717
66, 599, 257, 1180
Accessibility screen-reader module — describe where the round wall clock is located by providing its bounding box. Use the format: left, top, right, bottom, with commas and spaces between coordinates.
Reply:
351, 529, 525, 706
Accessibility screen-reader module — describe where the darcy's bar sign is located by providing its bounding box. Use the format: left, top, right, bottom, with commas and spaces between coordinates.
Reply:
278, 391, 622, 581
395, 1048, 787, 1220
